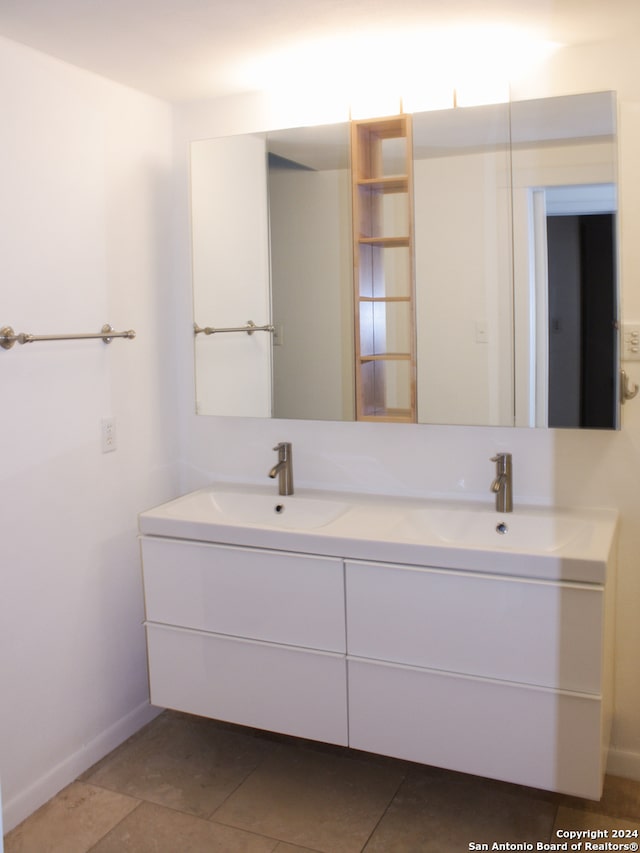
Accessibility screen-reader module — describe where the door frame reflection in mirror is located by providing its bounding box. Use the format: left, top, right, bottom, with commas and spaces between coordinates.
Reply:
510, 91, 619, 430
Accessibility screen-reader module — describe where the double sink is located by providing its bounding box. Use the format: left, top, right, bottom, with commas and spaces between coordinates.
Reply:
139, 483, 618, 584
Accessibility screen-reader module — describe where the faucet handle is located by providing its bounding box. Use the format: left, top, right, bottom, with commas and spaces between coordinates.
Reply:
491, 452, 511, 474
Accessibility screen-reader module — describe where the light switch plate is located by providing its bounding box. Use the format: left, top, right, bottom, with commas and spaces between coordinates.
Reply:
101, 417, 117, 453
623, 324, 640, 360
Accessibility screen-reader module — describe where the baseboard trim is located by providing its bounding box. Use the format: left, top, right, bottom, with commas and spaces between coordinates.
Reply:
607, 746, 640, 782
2, 701, 161, 834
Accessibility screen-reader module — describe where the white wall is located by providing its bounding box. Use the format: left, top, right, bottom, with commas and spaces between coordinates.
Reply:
0, 37, 178, 831
175, 37, 640, 783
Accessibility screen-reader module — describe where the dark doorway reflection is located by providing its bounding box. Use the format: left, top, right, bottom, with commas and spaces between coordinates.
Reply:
547, 213, 617, 428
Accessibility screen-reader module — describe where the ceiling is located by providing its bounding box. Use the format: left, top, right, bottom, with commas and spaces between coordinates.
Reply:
0, 0, 638, 103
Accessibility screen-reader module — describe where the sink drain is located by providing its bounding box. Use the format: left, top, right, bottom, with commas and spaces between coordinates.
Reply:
496, 522, 508, 535
274, 504, 285, 514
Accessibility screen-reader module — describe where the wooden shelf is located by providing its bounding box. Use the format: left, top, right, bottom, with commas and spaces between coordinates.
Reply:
357, 176, 409, 193
352, 115, 408, 138
359, 296, 411, 303
351, 113, 416, 423
358, 236, 410, 248
359, 409, 414, 423
360, 353, 411, 363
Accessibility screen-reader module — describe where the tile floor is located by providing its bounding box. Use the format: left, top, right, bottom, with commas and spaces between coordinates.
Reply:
5, 710, 640, 852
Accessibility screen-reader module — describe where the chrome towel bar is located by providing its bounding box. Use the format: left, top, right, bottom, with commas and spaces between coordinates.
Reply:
0, 323, 136, 350
194, 320, 274, 336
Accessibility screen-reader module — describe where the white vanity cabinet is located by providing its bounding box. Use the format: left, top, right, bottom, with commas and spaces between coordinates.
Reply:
139, 497, 616, 801
140, 536, 348, 745
345, 559, 614, 800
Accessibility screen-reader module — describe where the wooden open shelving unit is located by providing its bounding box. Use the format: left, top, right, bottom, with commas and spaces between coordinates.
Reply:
351, 115, 416, 422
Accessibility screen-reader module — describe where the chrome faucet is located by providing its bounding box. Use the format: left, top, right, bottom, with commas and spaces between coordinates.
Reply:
490, 452, 513, 513
269, 442, 294, 496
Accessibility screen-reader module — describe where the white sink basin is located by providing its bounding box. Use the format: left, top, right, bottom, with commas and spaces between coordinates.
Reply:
144, 485, 350, 531
209, 490, 350, 529
398, 506, 590, 553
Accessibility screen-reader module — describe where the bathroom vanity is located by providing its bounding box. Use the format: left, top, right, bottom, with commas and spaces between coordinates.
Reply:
138, 484, 618, 799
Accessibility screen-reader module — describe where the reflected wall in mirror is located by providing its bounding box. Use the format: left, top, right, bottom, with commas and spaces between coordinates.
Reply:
267, 123, 354, 421
190, 91, 619, 429
413, 104, 513, 426
191, 134, 272, 416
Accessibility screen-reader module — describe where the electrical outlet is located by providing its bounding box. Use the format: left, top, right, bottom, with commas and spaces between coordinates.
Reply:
101, 417, 117, 453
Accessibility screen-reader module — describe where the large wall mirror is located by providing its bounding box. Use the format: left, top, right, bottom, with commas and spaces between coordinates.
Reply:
191, 91, 619, 429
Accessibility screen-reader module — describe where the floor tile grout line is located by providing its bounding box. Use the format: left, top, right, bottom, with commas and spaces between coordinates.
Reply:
204, 743, 277, 821
205, 812, 287, 845
76, 778, 146, 802
198, 813, 286, 850
548, 803, 560, 844
82, 794, 287, 851
79, 725, 279, 825
3, 782, 144, 851
84, 799, 145, 853
272, 843, 326, 853
78, 786, 263, 828
358, 770, 408, 852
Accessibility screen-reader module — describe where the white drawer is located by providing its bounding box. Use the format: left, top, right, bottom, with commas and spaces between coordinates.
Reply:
346, 560, 603, 693
146, 623, 348, 746
348, 658, 604, 799
141, 537, 345, 651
